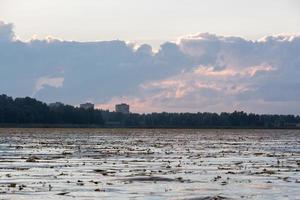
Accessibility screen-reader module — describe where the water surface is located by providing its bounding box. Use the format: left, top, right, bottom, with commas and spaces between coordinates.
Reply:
0, 128, 299, 200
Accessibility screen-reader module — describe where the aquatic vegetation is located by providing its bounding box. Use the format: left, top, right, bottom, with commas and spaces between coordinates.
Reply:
0, 128, 299, 199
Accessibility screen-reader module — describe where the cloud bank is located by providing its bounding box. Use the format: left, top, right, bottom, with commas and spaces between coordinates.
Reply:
1, 21, 300, 114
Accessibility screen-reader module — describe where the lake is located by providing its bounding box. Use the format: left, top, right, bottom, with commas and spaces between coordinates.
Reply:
0, 128, 299, 200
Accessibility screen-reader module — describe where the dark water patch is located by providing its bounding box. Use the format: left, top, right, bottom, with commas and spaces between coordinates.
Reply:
120, 176, 188, 183
185, 196, 230, 200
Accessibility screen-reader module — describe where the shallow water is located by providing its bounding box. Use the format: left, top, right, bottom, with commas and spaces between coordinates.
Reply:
0, 128, 299, 200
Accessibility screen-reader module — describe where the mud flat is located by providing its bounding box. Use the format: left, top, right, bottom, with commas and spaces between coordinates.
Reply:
0, 128, 299, 200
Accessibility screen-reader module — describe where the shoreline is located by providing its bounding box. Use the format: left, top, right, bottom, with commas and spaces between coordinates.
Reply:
0, 124, 299, 129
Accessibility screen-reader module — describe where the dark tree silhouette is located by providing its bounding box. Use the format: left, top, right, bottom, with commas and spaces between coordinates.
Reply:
0, 94, 300, 128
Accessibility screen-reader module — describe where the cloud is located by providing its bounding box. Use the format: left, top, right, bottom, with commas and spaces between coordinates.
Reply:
103, 33, 300, 114
33, 76, 64, 96
0, 21, 15, 42
0, 21, 300, 114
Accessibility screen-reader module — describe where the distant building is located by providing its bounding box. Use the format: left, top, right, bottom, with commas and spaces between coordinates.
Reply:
80, 103, 94, 110
115, 103, 130, 114
49, 102, 64, 108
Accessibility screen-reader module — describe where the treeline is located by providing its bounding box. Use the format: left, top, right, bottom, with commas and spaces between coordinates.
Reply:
0, 95, 104, 125
1, 94, 300, 128
110, 112, 300, 128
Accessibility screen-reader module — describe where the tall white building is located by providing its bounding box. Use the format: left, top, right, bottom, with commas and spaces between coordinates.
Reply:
115, 103, 130, 114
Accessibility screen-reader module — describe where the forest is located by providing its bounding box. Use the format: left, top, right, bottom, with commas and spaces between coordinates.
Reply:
1, 94, 300, 128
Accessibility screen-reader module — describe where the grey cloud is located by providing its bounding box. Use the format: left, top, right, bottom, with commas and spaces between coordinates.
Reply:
0, 21, 192, 104
178, 33, 300, 102
1, 21, 300, 113
0, 21, 15, 42
129, 33, 300, 113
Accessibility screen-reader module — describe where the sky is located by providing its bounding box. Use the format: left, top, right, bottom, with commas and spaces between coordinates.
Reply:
1, 0, 300, 46
0, 0, 300, 114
